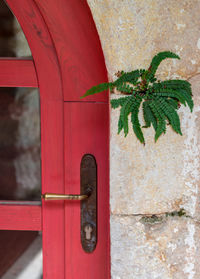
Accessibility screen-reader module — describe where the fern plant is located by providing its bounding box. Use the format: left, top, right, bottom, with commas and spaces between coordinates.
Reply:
81, 51, 193, 144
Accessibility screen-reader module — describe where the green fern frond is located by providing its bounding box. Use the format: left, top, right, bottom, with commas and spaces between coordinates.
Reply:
159, 80, 192, 94
155, 119, 167, 142
153, 89, 186, 105
80, 82, 112, 98
142, 101, 157, 131
155, 98, 182, 135
165, 99, 179, 109
142, 101, 151, 128
149, 100, 166, 141
114, 70, 141, 85
116, 83, 134, 94
145, 51, 180, 80
110, 96, 129, 108
153, 81, 193, 111
118, 97, 133, 136
118, 111, 124, 134
177, 89, 193, 112
130, 98, 144, 143
81, 51, 194, 144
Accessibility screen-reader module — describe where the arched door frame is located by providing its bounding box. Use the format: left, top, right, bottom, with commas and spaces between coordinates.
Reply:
1, 1, 110, 278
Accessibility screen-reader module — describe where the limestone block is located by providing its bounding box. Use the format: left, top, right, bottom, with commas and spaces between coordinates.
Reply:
111, 215, 200, 279
87, 0, 200, 82
87, 0, 200, 216
110, 75, 200, 216
87, 0, 200, 278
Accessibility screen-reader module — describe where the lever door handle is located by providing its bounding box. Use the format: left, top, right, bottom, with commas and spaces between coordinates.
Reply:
42, 154, 97, 253
41, 192, 89, 201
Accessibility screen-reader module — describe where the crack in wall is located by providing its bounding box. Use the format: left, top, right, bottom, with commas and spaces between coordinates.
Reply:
112, 209, 200, 225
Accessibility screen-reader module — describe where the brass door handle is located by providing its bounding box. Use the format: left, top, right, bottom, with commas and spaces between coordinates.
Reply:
41, 193, 89, 201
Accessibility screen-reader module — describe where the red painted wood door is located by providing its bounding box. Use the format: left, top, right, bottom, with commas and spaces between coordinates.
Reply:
0, 0, 110, 278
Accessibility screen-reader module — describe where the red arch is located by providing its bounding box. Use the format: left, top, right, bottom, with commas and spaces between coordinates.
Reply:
34, 0, 109, 102
6, 0, 109, 103
6, 0, 63, 101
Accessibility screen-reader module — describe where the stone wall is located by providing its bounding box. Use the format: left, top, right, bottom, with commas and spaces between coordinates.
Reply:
87, 1, 200, 278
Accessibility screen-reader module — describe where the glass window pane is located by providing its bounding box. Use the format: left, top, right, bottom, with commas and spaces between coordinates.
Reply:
0, 0, 32, 57
0, 231, 42, 279
0, 87, 41, 200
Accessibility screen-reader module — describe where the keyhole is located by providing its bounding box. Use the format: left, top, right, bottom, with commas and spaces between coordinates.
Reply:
84, 224, 93, 240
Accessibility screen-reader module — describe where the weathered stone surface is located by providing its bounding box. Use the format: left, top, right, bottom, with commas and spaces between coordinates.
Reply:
87, 0, 200, 278
87, 0, 200, 82
111, 215, 200, 279
110, 75, 200, 216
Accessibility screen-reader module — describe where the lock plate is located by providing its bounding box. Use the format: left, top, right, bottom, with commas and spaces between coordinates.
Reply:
80, 154, 97, 253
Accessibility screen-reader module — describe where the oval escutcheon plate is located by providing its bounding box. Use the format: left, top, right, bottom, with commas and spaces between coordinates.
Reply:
80, 154, 97, 253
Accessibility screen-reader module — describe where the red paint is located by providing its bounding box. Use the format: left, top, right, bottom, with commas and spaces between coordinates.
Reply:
0, 58, 38, 87
64, 103, 110, 279
0, 0, 110, 278
34, 0, 109, 103
0, 204, 41, 231
3, 0, 65, 277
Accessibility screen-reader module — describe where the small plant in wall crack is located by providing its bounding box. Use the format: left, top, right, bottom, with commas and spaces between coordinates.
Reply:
81, 51, 194, 144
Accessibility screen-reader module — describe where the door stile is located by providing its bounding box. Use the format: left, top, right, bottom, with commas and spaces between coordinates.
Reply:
64, 102, 110, 279
40, 98, 65, 279
5, 0, 66, 278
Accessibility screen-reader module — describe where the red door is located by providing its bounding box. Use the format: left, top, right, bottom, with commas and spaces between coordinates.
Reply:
0, 0, 110, 278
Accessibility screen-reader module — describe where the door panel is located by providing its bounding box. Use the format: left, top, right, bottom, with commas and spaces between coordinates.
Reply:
64, 102, 110, 279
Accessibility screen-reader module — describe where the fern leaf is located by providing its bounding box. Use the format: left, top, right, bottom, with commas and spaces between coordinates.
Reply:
155, 98, 182, 135
116, 83, 134, 94
153, 88, 186, 105
118, 112, 124, 134
123, 99, 133, 136
165, 99, 179, 109
142, 101, 157, 131
130, 98, 144, 143
111, 96, 129, 108
149, 100, 166, 141
142, 101, 151, 128
114, 70, 141, 85
117, 97, 133, 136
178, 89, 193, 112
153, 81, 193, 111
146, 51, 180, 80
159, 80, 192, 94
80, 82, 112, 98
155, 119, 167, 142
